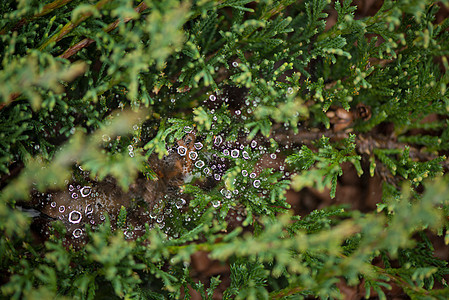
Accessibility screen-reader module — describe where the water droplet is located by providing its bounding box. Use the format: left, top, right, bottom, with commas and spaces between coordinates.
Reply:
212, 200, 221, 208
214, 136, 222, 146
129, 151, 134, 157
175, 198, 186, 209
203, 167, 211, 176
50, 202, 56, 208
214, 174, 221, 180
71, 193, 78, 199
70, 127, 76, 134
195, 160, 205, 168
253, 180, 261, 188
80, 186, 92, 197
231, 149, 240, 158
242, 170, 248, 176
271, 153, 277, 159
250, 173, 256, 178
102, 134, 111, 142
184, 126, 193, 133
189, 151, 198, 160
223, 149, 230, 156
68, 185, 74, 192
232, 61, 239, 67
251, 140, 257, 148
194, 142, 203, 150
288, 87, 294, 94
235, 110, 241, 115
69, 211, 82, 224
128, 145, 134, 152
177, 146, 187, 156
73, 228, 82, 238
100, 214, 105, 221
209, 95, 216, 101
242, 151, 250, 159
85, 204, 93, 215
59, 206, 65, 213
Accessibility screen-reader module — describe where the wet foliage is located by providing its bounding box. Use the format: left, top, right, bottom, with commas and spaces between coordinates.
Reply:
1, 0, 449, 299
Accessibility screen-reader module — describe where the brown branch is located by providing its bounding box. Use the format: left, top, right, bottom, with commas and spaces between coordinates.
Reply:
0, 1, 149, 111
38, 0, 112, 51
60, 1, 148, 59
0, 0, 74, 35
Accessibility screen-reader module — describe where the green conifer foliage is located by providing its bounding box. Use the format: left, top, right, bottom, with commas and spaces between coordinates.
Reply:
1, 0, 449, 298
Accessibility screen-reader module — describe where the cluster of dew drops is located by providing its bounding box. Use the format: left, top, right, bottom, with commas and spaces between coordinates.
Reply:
42, 86, 294, 241
172, 91, 290, 215
46, 181, 97, 240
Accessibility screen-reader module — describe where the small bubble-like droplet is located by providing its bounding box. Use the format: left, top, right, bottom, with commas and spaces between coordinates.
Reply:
250, 173, 256, 178
232, 61, 239, 67
204, 167, 211, 176
59, 206, 65, 213
177, 146, 187, 156
85, 204, 93, 215
189, 151, 198, 160
69, 211, 82, 224
271, 153, 277, 159
214, 174, 221, 180
194, 142, 203, 150
73, 228, 82, 238
242, 170, 248, 176
253, 180, 261, 188
231, 149, 240, 158
223, 149, 230, 156
195, 160, 205, 168
209, 95, 216, 101
214, 136, 222, 146
68, 185, 74, 192
242, 151, 250, 159
251, 140, 257, 148
51, 202, 56, 208
80, 186, 92, 197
